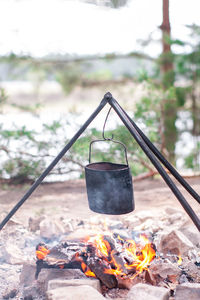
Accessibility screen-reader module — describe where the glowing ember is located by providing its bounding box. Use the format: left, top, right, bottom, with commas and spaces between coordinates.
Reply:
84, 233, 156, 279
36, 243, 50, 260
35, 233, 156, 281
81, 262, 96, 277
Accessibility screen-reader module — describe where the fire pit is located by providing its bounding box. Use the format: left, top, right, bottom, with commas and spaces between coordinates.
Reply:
30, 216, 199, 299
35, 232, 156, 288
0, 207, 200, 299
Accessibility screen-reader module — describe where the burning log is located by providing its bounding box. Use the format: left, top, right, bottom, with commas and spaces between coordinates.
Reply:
35, 242, 85, 279
110, 250, 129, 275
35, 233, 156, 289
86, 256, 118, 289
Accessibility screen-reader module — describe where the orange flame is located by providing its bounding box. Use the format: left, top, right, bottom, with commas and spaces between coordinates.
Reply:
124, 235, 156, 278
36, 234, 156, 280
81, 262, 96, 277
85, 234, 156, 279
177, 254, 182, 265
104, 251, 124, 276
36, 245, 50, 260
91, 234, 111, 257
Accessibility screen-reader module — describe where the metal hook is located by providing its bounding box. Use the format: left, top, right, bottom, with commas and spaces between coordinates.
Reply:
102, 107, 114, 140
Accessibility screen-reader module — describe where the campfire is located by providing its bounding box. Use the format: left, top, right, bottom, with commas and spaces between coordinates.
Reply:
1, 211, 200, 299
0, 93, 199, 299
35, 232, 156, 289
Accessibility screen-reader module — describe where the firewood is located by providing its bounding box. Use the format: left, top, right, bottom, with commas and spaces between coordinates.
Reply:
110, 251, 129, 275
44, 241, 88, 265
86, 256, 118, 289
144, 269, 156, 285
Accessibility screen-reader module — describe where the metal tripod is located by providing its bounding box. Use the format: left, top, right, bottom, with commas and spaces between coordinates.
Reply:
0, 92, 199, 231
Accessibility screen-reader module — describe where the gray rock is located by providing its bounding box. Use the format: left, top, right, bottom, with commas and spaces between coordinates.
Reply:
37, 268, 86, 292
123, 215, 141, 229
167, 212, 186, 226
39, 218, 65, 239
179, 273, 189, 284
61, 228, 97, 241
180, 225, 200, 247
149, 260, 181, 283
165, 207, 181, 215
133, 218, 163, 233
1, 288, 18, 299
88, 216, 101, 226
0, 264, 21, 299
175, 283, 200, 300
181, 260, 200, 282
20, 263, 36, 288
19, 263, 44, 299
156, 229, 194, 256
47, 285, 105, 300
0, 243, 26, 265
20, 263, 86, 298
135, 210, 155, 222
22, 285, 42, 300
28, 216, 45, 232
126, 283, 169, 300
48, 278, 101, 293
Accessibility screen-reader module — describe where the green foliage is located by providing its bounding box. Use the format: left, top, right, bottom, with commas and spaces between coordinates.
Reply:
175, 24, 200, 136
0, 96, 162, 183
162, 69, 175, 89
170, 39, 185, 46
43, 121, 62, 133
0, 120, 63, 183
136, 69, 149, 82
85, 70, 112, 81
184, 154, 194, 170
0, 88, 8, 107
184, 141, 200, 171
0, 126, 35, 140
55, 65, 81, 95
175, 25, 200, 80
159, 51, 174, 67
110, 0, 129, 8
3, 158, 45, 184
175, 87, 187, 107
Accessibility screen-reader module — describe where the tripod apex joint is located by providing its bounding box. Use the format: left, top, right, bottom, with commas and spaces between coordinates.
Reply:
104, 92, 113, 101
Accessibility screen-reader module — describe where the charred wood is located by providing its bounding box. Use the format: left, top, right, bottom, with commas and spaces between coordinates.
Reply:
86, 256, 118, 289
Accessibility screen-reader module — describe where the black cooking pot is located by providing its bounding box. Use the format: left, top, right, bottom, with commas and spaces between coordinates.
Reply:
85, 139, 134, 215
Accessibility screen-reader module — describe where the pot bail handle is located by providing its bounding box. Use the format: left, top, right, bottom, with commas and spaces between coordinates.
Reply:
102, 106, 114, 141
88, 138, 129, 166
89, 107, 129, 165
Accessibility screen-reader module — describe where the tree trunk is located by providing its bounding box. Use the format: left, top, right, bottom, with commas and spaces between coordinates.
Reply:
160, 0, 177, 163
160, 0, 173, 78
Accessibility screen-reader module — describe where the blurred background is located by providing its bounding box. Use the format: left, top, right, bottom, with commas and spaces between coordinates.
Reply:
0, 0, 200, 183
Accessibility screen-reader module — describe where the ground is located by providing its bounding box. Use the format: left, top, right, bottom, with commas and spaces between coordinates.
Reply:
0, 176, 199, 230
0, 176, 199, 299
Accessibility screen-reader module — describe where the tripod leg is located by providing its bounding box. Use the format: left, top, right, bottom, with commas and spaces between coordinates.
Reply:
109, 96, 200, 231
0, 96, 108, 230
121, 104, 200, 204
